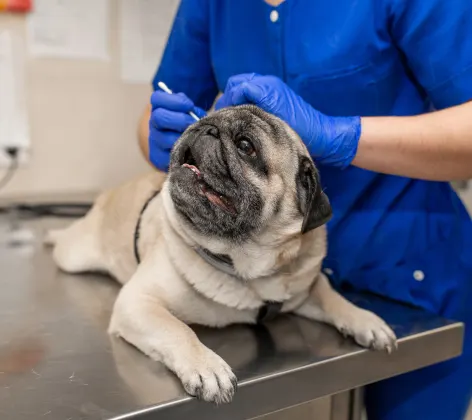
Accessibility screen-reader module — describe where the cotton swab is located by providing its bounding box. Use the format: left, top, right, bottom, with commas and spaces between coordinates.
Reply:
157, 81, 200, 121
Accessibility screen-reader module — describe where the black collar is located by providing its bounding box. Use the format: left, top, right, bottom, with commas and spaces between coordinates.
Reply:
133, 190, 282, 324
256, 301, 283, 323
194, 247, 239, 277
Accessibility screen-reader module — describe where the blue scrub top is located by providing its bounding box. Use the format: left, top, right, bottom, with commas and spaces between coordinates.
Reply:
154, 0, 472, 317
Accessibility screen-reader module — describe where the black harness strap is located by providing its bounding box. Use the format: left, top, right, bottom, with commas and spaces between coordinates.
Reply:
133, 190, 161, 265
257, 301, 283, 323
194, 247, 239, 277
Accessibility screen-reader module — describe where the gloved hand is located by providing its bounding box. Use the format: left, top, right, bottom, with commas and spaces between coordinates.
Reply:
215, 73, 361, 168
149, 91, 206, 172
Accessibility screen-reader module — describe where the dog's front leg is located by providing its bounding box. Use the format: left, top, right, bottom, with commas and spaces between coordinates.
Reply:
108, 259, 237, 404
295, 274, 397, 352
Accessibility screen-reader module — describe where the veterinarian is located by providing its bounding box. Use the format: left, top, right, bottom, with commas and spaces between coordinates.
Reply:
137, 1, 472, 418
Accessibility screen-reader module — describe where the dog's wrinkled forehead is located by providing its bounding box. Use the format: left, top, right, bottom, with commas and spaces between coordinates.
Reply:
202, 105, 305, 156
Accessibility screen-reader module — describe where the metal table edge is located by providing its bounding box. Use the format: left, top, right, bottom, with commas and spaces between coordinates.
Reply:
108, 320, 464, 420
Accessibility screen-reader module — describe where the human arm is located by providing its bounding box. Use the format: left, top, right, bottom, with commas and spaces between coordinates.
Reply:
355, 102, 472, 181
139, 0, 217, 171
138, 103, 152, 165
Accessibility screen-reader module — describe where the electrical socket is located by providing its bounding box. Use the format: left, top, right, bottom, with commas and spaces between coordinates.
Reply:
0, 30, 30, 168
0, 147, 30, 168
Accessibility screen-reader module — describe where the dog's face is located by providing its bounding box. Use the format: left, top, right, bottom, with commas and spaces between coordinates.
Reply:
167, 105, 331, 245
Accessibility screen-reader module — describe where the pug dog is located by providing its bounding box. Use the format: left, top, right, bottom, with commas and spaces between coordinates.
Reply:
46, 105, 396, 404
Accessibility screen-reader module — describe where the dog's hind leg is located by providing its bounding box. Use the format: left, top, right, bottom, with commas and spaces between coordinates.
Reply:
47, 211, 104, 274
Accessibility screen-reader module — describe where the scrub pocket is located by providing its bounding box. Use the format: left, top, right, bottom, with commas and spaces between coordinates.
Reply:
295, 53, 404, 117
346, 229, 472, 320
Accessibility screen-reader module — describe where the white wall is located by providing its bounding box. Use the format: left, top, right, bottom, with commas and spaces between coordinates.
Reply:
0, 1, 162, 199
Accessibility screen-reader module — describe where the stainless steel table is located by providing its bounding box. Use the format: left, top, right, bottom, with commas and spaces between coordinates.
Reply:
0, 215, 464, 420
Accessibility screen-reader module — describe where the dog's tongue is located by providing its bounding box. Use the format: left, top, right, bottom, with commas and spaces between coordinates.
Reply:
200, 184, 236, 215
182, 163, 236, 214
182, 163, 201, 176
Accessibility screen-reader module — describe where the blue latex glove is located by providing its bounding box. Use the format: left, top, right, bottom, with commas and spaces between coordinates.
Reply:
215, 73, 361, 168
149, 90, 206, 172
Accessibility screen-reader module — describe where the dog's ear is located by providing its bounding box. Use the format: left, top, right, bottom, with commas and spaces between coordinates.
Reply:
298, 158, 332, 234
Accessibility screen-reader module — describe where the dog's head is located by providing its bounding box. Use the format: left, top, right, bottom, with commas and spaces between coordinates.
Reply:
167, 105, 331, 247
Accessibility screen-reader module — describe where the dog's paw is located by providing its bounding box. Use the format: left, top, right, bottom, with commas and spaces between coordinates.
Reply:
43, 229, 61, 246
176, 347, 237, 404
335, 309, 397, 353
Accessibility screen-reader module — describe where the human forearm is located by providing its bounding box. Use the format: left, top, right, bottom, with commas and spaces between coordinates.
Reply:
138, 104, 152, 166
353, 101, 472, 181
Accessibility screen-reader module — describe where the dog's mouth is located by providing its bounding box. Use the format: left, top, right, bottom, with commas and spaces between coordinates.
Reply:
181, 148, 236, 215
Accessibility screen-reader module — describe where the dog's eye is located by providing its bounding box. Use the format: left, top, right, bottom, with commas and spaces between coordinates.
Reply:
236, 138, 256, 157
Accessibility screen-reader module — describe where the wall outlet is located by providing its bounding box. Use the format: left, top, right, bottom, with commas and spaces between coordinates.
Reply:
0, 147, 30, 168
0, 30, 30, 165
